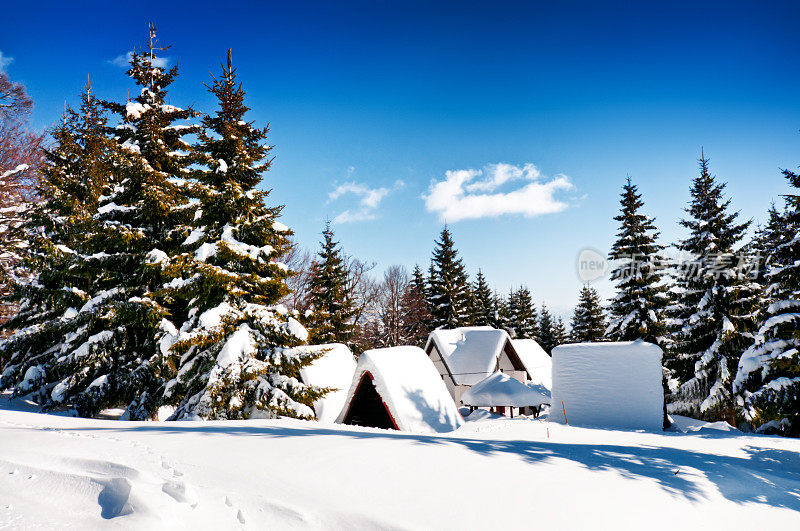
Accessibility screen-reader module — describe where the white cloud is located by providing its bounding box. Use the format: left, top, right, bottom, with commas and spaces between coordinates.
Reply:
0, 51, 13, 73
328, 174, 404, 224
108, 51, 169, 69
423, 162, 574, 222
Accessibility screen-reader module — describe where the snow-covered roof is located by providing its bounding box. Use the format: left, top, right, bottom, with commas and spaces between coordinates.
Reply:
461, 372, 550, 407
337, 346, 463, 433
511, 339, 552, 391
550, 341, 664, 431
425, 327, 517, 385
297, 344, 356, 423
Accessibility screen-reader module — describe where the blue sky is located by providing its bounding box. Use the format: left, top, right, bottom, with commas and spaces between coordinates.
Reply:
2, 1, 799, 316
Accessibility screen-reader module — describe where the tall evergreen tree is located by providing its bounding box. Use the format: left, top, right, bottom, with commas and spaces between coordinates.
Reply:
734, 164, 800, 435
428, 226, 471, 329
570, 285, 606, 342
538, 304, 557, 354
162, 51, 324, 420
1, 86, 117, 412
399, 266, 433, 347
470, 269, 495, 326
512, 286, 539, 339
306, 222, 356, 345
605, 177, 669, 345
669, 155, 760, 422
553, 316, 568, 346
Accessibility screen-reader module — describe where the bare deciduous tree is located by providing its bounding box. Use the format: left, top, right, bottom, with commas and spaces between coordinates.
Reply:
279, 241, 314, 313
0, 72, 44, 327
376, 265, 409, 347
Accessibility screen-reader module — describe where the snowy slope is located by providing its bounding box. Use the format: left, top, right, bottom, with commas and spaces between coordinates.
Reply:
2, 396, 800, 530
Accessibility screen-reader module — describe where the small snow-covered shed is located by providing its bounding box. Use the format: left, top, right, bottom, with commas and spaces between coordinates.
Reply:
461, 372, 550, 418
550, 341, 664, 431
424, 327, 530, 404
296, 343, 356, 423
336, 346, 463, 433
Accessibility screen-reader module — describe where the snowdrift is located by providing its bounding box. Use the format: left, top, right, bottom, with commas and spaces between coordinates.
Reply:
550, 341, 663, 431
296, 343, 356, 423
337, 346, 463, 433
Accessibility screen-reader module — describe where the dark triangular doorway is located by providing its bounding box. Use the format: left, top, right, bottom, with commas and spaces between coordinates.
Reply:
342, 373, 397, 430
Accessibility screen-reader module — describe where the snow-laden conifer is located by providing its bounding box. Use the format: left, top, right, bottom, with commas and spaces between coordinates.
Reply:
306, 222, 357, 347
163, 51, 324, 420
570, 285, 606, 342
668, 155, 760, 422
428, 226, 471, 329
734, 165, 800, 435
605, 177, 669, 345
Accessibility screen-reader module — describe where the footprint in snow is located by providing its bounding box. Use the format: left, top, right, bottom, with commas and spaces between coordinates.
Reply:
237, 509, 246, 524
162, 480, 198, 507
224, 496, 233, 507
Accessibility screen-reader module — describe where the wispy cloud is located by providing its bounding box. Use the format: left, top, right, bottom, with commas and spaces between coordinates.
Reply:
329, 168, 404, 223
0, 51, 13, 73
423, 162, 574, 222
108, 51, 169, 69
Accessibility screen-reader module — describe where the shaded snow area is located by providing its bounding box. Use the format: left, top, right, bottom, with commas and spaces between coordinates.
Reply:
337, 346, 463, 433
550, 341, 664, 431
2, 397, 800, 529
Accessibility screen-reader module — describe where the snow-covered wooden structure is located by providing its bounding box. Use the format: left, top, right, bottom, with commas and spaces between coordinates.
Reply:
336, 346, 463, 433
549, 341, 664, 431
511, 339, 552, 391
461, 372, 550, 418
296, 343, 356, 423
424, 327, 534, 407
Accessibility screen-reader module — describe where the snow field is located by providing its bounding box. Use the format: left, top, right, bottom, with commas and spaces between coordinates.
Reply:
2, 399, 800, 530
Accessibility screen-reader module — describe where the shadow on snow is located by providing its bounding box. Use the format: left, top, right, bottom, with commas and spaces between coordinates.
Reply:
38, 420, 800, 512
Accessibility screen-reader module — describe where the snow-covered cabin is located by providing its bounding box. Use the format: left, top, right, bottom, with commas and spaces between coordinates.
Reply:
296, 343, 356, 423
336, 346, 463, 433
424, 327, 532, 406
549, 341, 664, 431
461, 372, 550, 418
511, 339, 552, 391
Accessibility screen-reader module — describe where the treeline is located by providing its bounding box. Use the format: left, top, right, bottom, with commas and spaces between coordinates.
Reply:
288, 223, 569, 354
564, 161, 800, 436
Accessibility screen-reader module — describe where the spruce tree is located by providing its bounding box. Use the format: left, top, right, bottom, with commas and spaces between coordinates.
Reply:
605, 177, 669, 345
306, 222, 356, 345
734, 164, 800, 435
1, 86, 116, 411
513, 286, 539, 339
553, 317, 568, 346
162, 51, 324, 420
398, 266, 433, 347
428, 226, 471, 329
669, 155, 760, 422
570, 285, 606, 342
538, 304, 557, 354
469, 269, 494, 326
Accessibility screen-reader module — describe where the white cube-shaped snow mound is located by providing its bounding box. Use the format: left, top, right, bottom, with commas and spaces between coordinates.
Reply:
550, 341, 664, 431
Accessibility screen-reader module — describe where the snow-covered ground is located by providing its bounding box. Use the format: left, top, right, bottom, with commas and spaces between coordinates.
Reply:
1, 396, 799, 529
